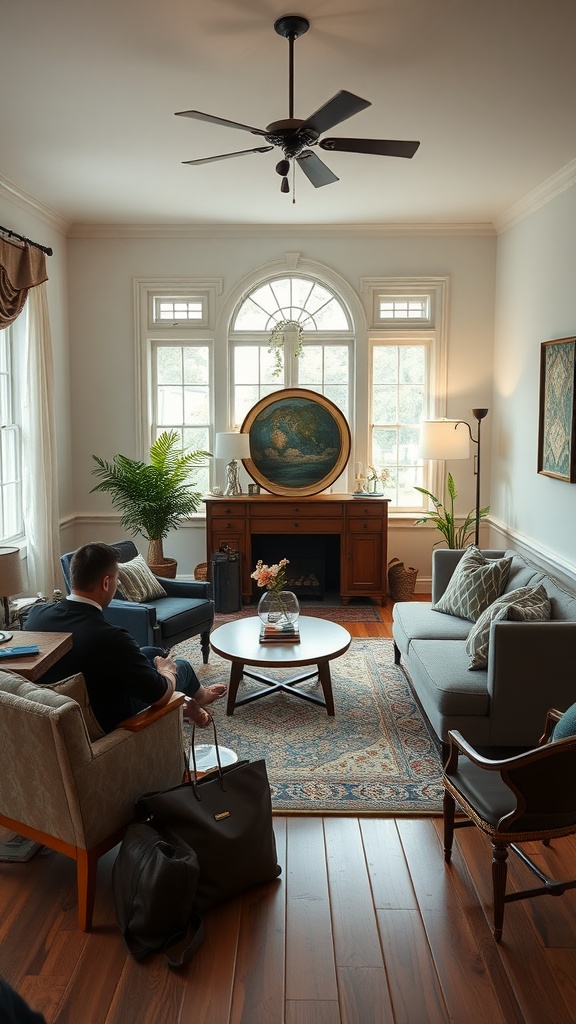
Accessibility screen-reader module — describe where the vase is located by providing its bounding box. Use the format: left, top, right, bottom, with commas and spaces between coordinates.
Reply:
257, 589, 300, 626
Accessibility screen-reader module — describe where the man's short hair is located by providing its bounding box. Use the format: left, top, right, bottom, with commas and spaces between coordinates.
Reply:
70, 543, 119, 591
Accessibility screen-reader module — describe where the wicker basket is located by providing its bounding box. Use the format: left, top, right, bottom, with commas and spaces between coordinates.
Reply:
194, 562, 209, 581
387, 558, 419, 601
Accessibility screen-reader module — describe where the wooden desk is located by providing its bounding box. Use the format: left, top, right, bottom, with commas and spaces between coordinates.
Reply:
205, 494, 389, 605
0, 631, 72, 681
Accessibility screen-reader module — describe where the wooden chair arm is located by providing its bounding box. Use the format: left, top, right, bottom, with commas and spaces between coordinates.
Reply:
118, 691, 185, 732
539, 708, 564, 745
445, 729, 538, 773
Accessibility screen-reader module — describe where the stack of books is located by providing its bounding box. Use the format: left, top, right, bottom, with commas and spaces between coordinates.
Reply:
259, 622, 301, 644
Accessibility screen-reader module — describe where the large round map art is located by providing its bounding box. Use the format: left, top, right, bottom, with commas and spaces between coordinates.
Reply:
241, 388, 351, 496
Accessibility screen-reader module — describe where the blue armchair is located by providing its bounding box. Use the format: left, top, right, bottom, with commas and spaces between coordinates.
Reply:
60, 541, 214, 662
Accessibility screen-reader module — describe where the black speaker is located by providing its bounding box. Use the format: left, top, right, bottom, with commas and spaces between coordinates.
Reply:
210, 552, 241, 614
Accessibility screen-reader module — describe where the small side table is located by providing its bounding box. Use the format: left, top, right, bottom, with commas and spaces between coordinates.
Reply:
0, 631, 72, 681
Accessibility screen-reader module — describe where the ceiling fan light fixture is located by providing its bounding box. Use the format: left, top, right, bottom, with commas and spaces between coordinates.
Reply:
276, 159, 290, 177
280, 176, 290, 193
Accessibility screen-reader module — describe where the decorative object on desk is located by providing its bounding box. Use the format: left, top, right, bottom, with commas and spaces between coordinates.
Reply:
0, 631, 12, 643
252, 558, 300, 626
387, 558, 419, 601
0, 546, 25, 629
268, 319, 305, 377
259, 622, 301, 644
91, 430, 210, 576
414, 472, 489, 549
175, 637, 443, 815
418, 411, 489, 546
538, 337, 576, 482
241, 388, 351, 497
214, 431, 251, 496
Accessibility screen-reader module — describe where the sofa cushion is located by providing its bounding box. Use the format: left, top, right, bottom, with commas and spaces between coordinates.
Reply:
465, 584, 551, 669
117, 554, 167, 602
408, 639, 490, 718
433, 546, 512, 622
392, 601, 471, 658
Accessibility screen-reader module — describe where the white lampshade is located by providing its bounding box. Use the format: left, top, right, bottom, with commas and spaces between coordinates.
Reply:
419, 420, 470, 460
0, 546, 24, 597
214, 432, 251, 461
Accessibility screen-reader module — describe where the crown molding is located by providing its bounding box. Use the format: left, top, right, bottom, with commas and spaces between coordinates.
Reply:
495, 158, 576, 235
0, 174, 71, 235
67, 221, 495, 240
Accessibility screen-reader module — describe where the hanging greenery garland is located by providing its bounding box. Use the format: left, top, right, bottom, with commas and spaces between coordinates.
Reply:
268, 319, 304, 377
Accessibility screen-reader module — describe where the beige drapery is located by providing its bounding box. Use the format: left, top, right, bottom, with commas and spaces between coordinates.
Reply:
0, 238, 48, 327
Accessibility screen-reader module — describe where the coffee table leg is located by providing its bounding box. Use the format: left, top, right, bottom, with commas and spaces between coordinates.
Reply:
227, 661, 244, 716
318, 662, 335, 716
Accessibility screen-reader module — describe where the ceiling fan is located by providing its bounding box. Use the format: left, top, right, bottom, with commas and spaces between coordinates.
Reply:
175, 14, 420, 194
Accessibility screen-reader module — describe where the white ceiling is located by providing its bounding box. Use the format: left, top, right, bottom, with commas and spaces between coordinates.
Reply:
3, 0, 576, 228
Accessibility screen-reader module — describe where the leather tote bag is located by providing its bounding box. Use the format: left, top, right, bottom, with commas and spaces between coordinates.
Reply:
112, 822, 205, 967
136, 721, 281, 912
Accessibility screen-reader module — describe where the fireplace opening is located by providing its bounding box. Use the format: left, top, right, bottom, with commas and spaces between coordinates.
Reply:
251, 535, 340, 602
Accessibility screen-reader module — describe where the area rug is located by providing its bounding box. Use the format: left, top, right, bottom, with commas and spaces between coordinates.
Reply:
214, 599, 382, 624
173, 636, 443, 815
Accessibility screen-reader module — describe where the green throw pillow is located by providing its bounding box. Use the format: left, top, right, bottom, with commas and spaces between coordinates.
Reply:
553, 704, 576, 741
433, 546, 513, 622
116, 554, 167, 602
465, 583, 551, 669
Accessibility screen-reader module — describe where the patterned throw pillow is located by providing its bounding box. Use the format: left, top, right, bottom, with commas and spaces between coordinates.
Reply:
433, 546, 513, 622
465, 584, 551, 670
116, 554, 167, 602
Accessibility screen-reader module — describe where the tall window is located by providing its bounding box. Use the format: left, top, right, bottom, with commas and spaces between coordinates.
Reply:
0, 316, 24, 541
364, 279, 448, 511
230, 276, 353, 429
152, 343, 211, 496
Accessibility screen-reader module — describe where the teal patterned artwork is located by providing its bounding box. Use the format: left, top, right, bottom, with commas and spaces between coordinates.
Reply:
242, 388, 351, 496
538, 338, 576, 481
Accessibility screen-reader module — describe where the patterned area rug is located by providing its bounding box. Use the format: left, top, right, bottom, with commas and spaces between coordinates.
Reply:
214, 602, 382, 624
173, 636, 443, 815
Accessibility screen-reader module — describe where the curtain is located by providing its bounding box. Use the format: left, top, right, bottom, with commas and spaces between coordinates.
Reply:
21, 283, 61, 597
0, 239, 47, 328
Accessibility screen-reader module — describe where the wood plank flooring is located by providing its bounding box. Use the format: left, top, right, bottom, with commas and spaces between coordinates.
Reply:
1, 599, 575, 1023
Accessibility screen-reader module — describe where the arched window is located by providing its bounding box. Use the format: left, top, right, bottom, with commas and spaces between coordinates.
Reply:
230, 275, 353, 430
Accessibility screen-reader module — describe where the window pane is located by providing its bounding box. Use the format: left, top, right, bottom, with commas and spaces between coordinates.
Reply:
184, 387, 209, 423
157, 347, 182, 385
233, 298, 269, 330
298, 346, 322, 385
373, 385, 397, 423
235, 347, 260, 385
234, 385, 261, 427
373, 346, 398, 384
323, 385, 348, 416
399, 346, 425, 384
398, 385, 424, 423
184, 347, 208, 385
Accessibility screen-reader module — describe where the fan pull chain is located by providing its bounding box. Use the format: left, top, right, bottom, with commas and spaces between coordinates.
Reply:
292, 160, 296, 204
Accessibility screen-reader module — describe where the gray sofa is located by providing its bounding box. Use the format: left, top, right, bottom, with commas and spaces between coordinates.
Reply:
392, 548, 576, 757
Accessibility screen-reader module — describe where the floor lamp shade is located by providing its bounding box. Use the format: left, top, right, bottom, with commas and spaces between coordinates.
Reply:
419, 420, 471, 461
0, 546, 24, 628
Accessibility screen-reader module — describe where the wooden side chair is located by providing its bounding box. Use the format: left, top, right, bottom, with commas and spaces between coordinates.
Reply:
443, 709, 576, 942
0, 669, 185, 931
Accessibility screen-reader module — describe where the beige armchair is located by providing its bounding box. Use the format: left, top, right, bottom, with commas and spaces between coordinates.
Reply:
0, 669, 185, 931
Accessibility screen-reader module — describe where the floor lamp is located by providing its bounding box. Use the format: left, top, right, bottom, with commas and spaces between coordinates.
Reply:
419, 409, 489, 546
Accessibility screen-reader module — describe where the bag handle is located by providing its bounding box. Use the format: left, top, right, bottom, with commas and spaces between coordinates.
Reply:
189, 714, 229, 793
164, 912, 205, 968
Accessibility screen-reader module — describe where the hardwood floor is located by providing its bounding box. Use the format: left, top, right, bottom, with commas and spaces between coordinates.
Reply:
1, 599, 576, 1023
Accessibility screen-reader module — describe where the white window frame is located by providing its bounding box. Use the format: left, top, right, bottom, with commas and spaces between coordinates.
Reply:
362, 277, 449, 511
0, 317, 25, 543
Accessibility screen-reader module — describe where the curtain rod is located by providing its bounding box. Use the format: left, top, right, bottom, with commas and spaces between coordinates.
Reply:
0, 225, 53, 257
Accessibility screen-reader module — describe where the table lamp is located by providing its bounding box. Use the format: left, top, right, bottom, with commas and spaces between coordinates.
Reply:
214, 432, 251, 496
0, 546, 25, 630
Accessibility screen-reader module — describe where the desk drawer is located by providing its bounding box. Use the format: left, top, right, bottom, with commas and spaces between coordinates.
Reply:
347, 502, 386, 518
249, 502, 343, 518
208, 504, 246, 518
251, 517, 343, 534
347, 518, 385, 533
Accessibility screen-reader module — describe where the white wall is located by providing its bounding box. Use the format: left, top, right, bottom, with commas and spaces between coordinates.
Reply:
66, 227, 496, 578
490, 183, 576, 579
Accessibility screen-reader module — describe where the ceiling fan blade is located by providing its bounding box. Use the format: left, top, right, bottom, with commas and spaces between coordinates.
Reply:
320, 137, 420, 159
298, 91, 371, 137
175, 109, 268, 136
296, 150, 339, 188
183, 146, 273, 166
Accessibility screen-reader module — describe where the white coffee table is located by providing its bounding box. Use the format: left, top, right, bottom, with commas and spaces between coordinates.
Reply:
210, 616, 351, 716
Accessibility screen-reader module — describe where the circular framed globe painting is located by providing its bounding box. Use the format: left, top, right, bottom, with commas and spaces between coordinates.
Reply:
240, 388, 351, 496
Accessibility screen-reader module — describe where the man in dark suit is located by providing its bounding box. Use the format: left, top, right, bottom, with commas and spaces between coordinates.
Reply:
25, 542, 225, 733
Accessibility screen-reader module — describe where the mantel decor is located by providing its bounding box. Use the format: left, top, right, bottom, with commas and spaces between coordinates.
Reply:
538, 337, 576, 482
240, 388, 351, 497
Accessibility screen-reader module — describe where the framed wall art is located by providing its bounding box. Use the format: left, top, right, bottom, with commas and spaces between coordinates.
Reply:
537, 336, 576, 482
240, 388, 351, 496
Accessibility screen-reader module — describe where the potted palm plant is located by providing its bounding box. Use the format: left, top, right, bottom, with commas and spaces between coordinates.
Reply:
91, 431, 210, 577
414, 473, 489, 549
